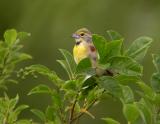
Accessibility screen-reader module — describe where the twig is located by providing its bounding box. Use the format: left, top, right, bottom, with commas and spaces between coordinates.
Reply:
69, 93, 79, 124
70, 89, 105, 123
71, 97, 98, 123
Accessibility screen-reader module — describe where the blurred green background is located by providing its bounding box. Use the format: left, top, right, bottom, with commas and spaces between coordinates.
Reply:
0, 0, 160, 123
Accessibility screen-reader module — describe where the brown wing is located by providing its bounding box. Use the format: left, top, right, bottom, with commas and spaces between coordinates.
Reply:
90, 45, 96, 52
88, 45, 97, 68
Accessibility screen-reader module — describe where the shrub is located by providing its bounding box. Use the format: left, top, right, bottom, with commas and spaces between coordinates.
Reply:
1, 29, 160, 124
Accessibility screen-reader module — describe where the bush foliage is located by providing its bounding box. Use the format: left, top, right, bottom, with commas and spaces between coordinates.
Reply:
0, 29, 160, 124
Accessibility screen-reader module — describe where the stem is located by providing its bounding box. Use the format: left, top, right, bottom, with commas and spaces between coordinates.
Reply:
71, 97, 98, 123
69, 93, 79, 124
70, 89, 105, 123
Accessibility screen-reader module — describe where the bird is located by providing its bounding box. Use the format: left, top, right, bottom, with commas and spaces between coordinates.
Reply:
72, 28, 113, 76
72, 28, 97, 69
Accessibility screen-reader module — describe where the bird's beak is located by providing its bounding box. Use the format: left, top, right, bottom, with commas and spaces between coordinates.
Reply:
72, 33, 80, 39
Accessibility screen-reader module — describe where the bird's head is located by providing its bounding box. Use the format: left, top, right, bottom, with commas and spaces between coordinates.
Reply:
72, 28, 92, 44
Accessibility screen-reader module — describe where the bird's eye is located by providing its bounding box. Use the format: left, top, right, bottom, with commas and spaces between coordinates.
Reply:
80, 33, 85, 36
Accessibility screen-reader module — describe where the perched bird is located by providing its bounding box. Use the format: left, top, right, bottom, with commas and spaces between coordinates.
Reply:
72, 28, 97, 68
72, 28, 98, 94
72, 28, 113, 76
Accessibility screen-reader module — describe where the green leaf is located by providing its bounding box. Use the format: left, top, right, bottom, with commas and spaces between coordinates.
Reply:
107, 30, 123, 41
51, 92, 62, 108
11, 53, 32, 64
7, 79, 18, 84
152, 54, 160, 72
136, 81, 154, 98
59, 49, 76, 71
104, 40, 123, 61
16, 120, 33, 124
59, 49, 76, 77
28, 84, 52, 95
151, 73, 160, 92
97, 63, 110, 70
18, 53, 32, 60
81, 76, 97, 96
93, 34, 122, 64
4, 29, 17, 46
74, 103, 81, 113
86, 87, 103, 104
99, 76, 122, 97
25, 64, 63, 86
9, 95, 19, 110
64, 90, 77, 100
108, 56, 143, 76
115, 75, 140, 85
92, 34, 107, 61
123, 103, 139, 122
17, 32, 31, 40
8, 105, 29, 122
57, 59, 73, 79
135, 99, 152, 124
92, 36, 123, 64
102, 117, 120, 124
121, 85, 134, 103
125, 36, 153, 62
14, 105, 29, 116
0, 48, 8, 67
76, 58, 94, 75
62, 80, 77, 91
45, 106, 56, 121
0, 95, 28, 123
31, 109, 46, 122
25, 64, 53, 76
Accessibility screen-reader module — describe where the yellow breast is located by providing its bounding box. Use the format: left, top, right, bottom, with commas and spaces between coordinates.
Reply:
73, 44, 88, 64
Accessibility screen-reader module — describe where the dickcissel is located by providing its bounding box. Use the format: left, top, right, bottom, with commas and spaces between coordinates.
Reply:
72, 28, 113, 76
72, 28, 97, 68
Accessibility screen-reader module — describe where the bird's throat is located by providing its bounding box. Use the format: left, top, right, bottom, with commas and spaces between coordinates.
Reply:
75, 41, 81, 45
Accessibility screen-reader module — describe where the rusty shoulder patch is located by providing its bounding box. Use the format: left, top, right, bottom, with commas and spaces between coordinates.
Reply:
90, 45, 96, 52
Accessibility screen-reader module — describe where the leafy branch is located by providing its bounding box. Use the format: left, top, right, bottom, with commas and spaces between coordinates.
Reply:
1, 29, 160, 124
23, 29, 155, 124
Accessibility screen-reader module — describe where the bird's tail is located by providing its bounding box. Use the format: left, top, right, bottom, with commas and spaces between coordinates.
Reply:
96, 68, 114, 76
